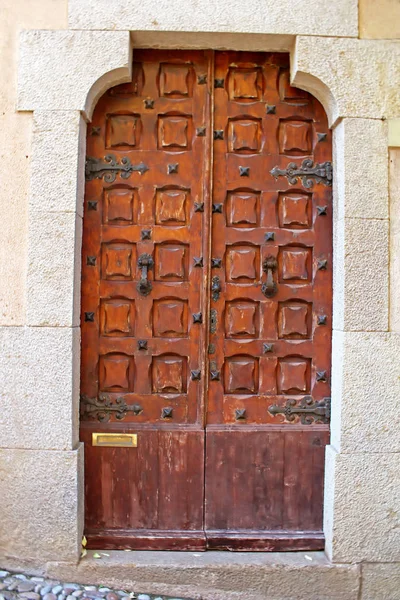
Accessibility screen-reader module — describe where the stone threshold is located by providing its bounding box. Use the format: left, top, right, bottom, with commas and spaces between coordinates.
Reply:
44, 550, 361, 600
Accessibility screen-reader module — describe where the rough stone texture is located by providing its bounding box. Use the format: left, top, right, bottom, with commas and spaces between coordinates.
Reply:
359, 0, 400, 39
31, 111, 86, 216
292, 37, 400, 125
361, 563, 400, 600
334, 119, 388, 220
0, 0, 67, 326
333, 218, 389, 332
390, 149, 400, 333
330, 331, 400, 453
27, 212, 82, 327
324, 447, 400, 563
17, 30, 131, 117
0, 446, 83, 565
0, 327, 80, 450
46, 550, 360, 600
68, 0, 358, 37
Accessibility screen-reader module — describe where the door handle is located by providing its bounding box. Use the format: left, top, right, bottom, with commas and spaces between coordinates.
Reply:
137, 253, 154, 296
211, 275, 221, 301
261, 256, 278, 298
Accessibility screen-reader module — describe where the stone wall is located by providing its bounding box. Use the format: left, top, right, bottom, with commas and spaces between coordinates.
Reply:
0, 1, 399, 597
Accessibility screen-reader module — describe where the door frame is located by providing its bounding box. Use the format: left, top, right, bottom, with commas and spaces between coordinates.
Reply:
15, 28, 393, 565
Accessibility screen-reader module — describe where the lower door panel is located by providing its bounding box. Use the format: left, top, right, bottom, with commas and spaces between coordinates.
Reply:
204, 427, 329, 551
81, 426, 206, 550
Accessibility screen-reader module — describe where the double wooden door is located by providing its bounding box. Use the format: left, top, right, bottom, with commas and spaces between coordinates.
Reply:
80, 50, 332, 551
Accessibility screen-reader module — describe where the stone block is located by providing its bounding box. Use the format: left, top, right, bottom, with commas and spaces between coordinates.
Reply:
47, 550, 360, 600
0, 446, 83, 566
324, 447, 400, 563
330, 331, 400, 453
18, 30, 131, 117
359, 0, 400, 40
27, 212, 82, 327
334, 119, 388, 220
333, 218, 389, 332
292, 37, 400, 124
390, 149, 400, 333
0, 326, 80, 450
361, 563, 400, 600
31, 111, 86, 216
68, 0, 358, 37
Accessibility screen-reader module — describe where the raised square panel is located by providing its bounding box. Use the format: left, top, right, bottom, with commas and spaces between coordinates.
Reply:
99, 354, 134, 391
106, 114, 141, 148
152, 355, 187, 393
158, 116, 191, 150
226, 191, 259, 227
101, 243, 135, 280
226, 245, 259, 282
155, 243, 188, 281
277, 357, 310, 394
100, 298, 135, 336
228, 68, 262, 100
159, 64, 192, 97
155, 188, 188, 225
278, 192, 311, 229
103, 188, 136, 224
279, 70, 309, 103
278, 301, 311, 339
279, 247, 312, 282
225, 301, 259, 338
279, 120, 312, 155
153, 299, 188, 337
228, 119, 261, 153
224, 356, 259, 394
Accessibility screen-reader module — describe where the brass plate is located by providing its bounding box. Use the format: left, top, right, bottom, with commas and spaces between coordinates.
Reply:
92, 433, 138, 447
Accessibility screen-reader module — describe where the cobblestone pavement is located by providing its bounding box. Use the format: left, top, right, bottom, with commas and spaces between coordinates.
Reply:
0, 572, 193, 600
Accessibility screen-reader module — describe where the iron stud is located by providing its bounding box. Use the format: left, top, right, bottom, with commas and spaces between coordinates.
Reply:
265, 232, 275, 241
235, 408, 247, 420
317, 259, 328, 270
317, 315, 327, 325
144, 98, 154, 109
317, 132, 327, 142
316, 370, 327, 382
161, 407, 173, 419
317, 205, 328, 216
263, 343, 274, 353
239, 166, 250, 177
168, 163, 179, 174
214, 78, 224, 88
90, 126, 101, 136
194, 202, 204, 213
198, 74, 207, 84
193, 312, 203, 324
212, 203, 223, 213
196, 126, 206, 136
86, 256, 96, 266
214, 130, 224, 140
211, 258, 222, 268
266, 105, 276, 114
137, 340, 147, 350
141, 229, 152, 240
193, 257, 203, 267
191, 370, 201, 381
84, 312, 94, 322
88, 201, 97, 211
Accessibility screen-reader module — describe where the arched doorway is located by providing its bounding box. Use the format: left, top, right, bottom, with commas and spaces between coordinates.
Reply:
80, 49, 332, 551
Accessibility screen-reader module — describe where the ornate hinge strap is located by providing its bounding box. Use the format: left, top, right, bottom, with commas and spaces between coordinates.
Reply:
268, 396, 330, 425
85, 154, 149, 183
80, 393, 142, 422
270, 159, 332, 188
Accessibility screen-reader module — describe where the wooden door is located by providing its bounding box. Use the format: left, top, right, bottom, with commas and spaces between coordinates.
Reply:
80, 50, 332, 551
80, 50, 212, 550
205, 52, 331, 550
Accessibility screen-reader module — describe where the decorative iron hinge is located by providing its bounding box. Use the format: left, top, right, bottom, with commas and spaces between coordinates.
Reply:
85, 154, 149, 183
268, 396, 330, 425
270, 159, 332, 188
80, 393, 142, 422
